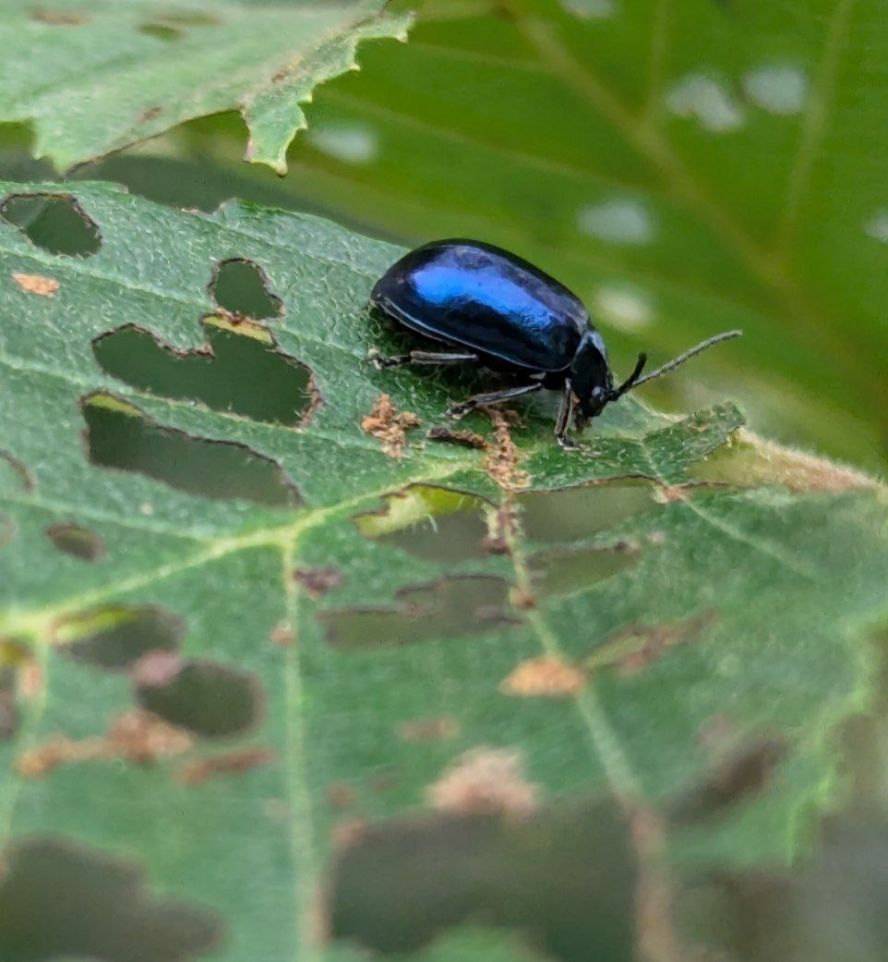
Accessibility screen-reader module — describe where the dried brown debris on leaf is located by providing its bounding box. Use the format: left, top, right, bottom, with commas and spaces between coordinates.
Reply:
293, 566, 343, 598
601, 610, 718, 676
427, 747, 540, 818
484, 408, 530, 492
427, 425, 487, 449
12, 272, 59, 297
500, 656, 585, 697
177, 747, 274, 786
483, 502, 519, 555
17, 709, 192, 778
396, 716, 459, 742
361, 393, 421, 458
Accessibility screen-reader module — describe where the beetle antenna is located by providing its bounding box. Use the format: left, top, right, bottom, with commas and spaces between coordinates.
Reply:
611, 352, 647, 399
623, 330, 742, 392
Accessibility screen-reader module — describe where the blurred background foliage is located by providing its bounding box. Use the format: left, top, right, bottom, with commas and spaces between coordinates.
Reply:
3, 0, 887, 472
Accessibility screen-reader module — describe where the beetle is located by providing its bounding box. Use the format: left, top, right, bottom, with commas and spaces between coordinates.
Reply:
369, 239, 740, 448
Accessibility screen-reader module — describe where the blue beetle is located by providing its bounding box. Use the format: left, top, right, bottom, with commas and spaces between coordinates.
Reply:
370, 240, 740, 448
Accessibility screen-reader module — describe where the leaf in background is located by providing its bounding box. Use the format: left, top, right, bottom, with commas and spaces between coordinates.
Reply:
1, 181, 887, 959
0, 0, 410, 173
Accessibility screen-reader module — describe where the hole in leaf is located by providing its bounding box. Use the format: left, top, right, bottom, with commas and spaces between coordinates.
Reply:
0, 837, 221, 961
93, 319, 315, 426
46, 523, 105, 562
134, 655, 262, 738
519, 480, 656, 543
355, 486, 490, 563
322, 576, 517, 650
210, 258, 282, 320
329, 797, 636, 961
55, 604, 184, 671
0, 193, 101, 257
82, 393, 300, 507
139, 22, 182, 40
529, 543, 639, 597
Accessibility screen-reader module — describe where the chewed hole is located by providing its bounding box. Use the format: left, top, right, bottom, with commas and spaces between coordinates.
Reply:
329, 796, 635, 959
55, 604, 184, 671
139, 22, 182, 40
519, 481, 656, 544
82, 393, 300, 508
0, 194, 101, 257
210, 259, 282, 320
355, 486, 490, 563
0, 837, 221, 961
93, 320, 315, 426
134, 656, 262, 738
529, 544, 639, 597
322, 576, 517, 650
46, 523, 105, 561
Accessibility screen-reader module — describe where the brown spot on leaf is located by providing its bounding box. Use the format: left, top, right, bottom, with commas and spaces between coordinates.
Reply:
17, 709, 192, 778
294, 566, 343, 598
327, 783, 357, 810
12, 271, 59, 296
397, 716, 459, 742
482, 501, 519, 555
484, 408, 530, 492
139, 105, 164, 123
427, 747, 539, 818
651, 483, 692, 504
332, 818, 369, 851
177, 747, 274, 786
593, 610, 718, 676
46, 522, 105, 561
671, 736, 787, 825
270, 620, 296, 647
361, 393, 421, 458
500, 656, 585, 697
30, 7, 91, 24
427, 425, 487, 449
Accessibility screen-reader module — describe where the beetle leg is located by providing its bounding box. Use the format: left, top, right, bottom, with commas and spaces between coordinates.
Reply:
447, 382, 543, 419
370, 348, 479, 370
554, 383, 577, 450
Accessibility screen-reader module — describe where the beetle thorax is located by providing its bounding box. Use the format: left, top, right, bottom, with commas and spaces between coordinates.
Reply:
569, 330, 614, 417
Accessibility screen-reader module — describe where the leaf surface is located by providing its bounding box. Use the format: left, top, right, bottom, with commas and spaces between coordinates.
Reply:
0, 181, 887, 959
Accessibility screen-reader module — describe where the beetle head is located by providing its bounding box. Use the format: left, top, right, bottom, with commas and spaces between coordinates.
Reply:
569, 330, 614, 418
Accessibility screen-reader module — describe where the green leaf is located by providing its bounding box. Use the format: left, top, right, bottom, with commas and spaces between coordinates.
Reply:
0, 181, 887, 959
0, 0, 410, 173
146, 0, 887, 472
